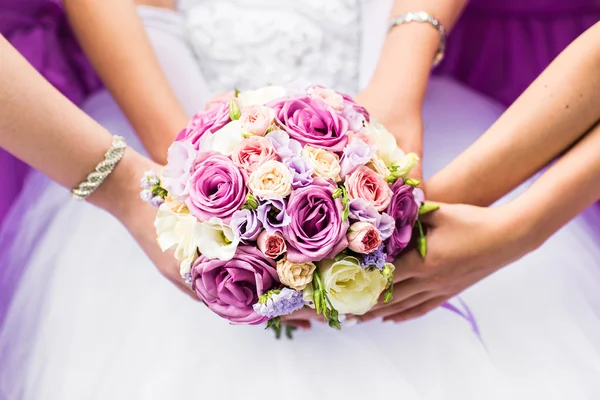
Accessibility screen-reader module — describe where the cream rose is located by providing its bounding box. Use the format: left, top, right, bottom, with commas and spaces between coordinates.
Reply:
248, 160, 293, 199
366, 120, 406, 166
154, 203, 200, 278
365, 156, 391, 178
302, 145, 341, 182
318, 256, 388, 315
197, 119, 243, 156
277, 257, 316, 291
238, 85, 287, 108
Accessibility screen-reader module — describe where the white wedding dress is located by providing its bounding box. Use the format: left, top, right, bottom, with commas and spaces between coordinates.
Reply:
1, 1, 600, 399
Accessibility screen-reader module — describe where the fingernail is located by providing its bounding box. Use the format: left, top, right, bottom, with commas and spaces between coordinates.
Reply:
344, 317, 359, 328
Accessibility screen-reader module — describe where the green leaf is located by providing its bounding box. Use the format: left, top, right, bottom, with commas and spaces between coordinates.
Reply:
234, 88, 241, 97
418, 203, 440, 216
405, 178, 421, 187
241, 193, 259, 210
285, 325, 297, 339
229, 98, 242, 120
266, 317, 282, 339
385, 175, 399, 184
332, 188, 343, 199
415, 220, 427, 259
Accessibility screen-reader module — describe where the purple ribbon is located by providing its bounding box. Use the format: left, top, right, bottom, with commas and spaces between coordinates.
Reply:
442, 298, 485, 346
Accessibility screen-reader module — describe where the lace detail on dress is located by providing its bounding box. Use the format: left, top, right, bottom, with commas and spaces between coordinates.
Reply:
178, 0, 361, 96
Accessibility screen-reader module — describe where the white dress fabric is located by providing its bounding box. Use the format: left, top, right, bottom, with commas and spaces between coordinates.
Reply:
1, 2, 600, 399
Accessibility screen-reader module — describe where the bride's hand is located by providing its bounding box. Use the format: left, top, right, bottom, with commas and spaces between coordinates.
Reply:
111, 156, 198, 301
354, 90, 424, 180
361, 202, 538, 323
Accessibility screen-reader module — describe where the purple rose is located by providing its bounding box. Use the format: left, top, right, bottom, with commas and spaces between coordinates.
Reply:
271, 97, 349, 153
230, 209, 262, 243
191, 246, 279, 325
283, 178, 349, 262
186, 151, 247, 223
176, 102, 231, 149
384, 181, 419, 258
257, 198, 291, 233
340, 138, 376, 177
285, 156, 314, 189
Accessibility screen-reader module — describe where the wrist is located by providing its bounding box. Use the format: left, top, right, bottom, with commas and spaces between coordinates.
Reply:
88, 149, 159, 222
499, 198, 548, 254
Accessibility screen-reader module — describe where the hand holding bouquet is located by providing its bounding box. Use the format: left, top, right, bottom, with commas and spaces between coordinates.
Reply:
140, 83, 436, 337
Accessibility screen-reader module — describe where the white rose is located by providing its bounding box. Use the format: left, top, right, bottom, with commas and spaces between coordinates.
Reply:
238, 85, 287, 108
277, 257, 316, 291
318, 256, 387, 315
194, 217, 239, 261
366, 120, 406, 166
302, 145, 341, 181
389, 152, 420, 180
248, 160, 293, 199
154, 203, 200, 278
365, 156, 391, 178
198, 120, 243, 156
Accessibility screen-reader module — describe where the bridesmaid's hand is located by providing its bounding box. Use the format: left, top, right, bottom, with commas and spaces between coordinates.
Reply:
361, 202, 539, 323
354, 90, 424, 180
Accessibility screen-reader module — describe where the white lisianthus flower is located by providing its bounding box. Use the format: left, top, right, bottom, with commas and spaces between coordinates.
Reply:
237, 85, 287, 108
390, 152, 420, 180
154, 203, 200, 278
194, 217, 240, 261
366, 120, 406, 166
318, 256, 388, 315
198, 120, 243, 156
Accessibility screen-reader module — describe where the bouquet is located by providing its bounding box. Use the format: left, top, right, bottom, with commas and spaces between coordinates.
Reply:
140, 83, 437, 337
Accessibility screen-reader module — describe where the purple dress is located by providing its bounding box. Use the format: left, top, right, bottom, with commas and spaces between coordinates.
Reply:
434, 0, 600, 105
0, 0, 101, 223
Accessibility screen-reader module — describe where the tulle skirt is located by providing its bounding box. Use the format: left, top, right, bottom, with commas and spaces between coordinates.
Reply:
1, 6, 600, 400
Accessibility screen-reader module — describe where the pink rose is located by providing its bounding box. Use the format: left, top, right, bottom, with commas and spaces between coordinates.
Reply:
346, 222, 382, 254
176, 102, 231, 149
257, 231, 287, 259
231, 136, 278, 179
309, 87, 344, 110
240, 105, 275, 136
345, 165, 393, 212
205, 91, 235, 111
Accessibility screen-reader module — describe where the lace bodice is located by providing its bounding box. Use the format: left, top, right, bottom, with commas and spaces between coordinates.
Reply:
178, 0, 361, 96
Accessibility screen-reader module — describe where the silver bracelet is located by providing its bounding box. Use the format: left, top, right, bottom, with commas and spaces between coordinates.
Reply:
388, 11, 447, 67
71, 136, 127, 200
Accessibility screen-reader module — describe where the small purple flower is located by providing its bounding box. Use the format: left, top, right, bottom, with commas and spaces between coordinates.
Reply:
265, 130, 302, 161
182, 272, 192, 285
349, 198, 394, 240
342, 103, 367, 132
230, 209, 263, 243
413, 187, 425, 207
140, 189, 153, 202
257, 198, 291, 233
140, 170, 160, 189
285, 156, 314, 189
340, 139, 376, 177
150, 196, 165, 208
377, 212, 395, 241
253, 288, 306, 318
360, 245, 387, 270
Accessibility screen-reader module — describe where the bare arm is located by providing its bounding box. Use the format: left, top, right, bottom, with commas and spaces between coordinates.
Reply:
426, 22, 600, 206
63, 0, 188, 164
359, 0, 467, 158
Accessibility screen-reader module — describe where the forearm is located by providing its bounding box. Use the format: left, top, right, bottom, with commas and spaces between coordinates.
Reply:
508, 121, 600, 248
427, 22, 600, 206
63, 0, 187, 163
364, 0, 467, 155
0, 36, 147, 218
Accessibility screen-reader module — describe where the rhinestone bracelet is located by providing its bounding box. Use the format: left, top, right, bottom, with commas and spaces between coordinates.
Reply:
388, 11, 447, 67
71, 136, 127, 200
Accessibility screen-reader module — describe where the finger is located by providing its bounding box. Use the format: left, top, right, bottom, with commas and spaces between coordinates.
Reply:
393, 251, 427, 281
281, 319, 312, 330
361, 290, 431, 322
416, 202, 445, 226
359, 278, 426, 322
173, 280, 200, 302
383, 296, 446, 323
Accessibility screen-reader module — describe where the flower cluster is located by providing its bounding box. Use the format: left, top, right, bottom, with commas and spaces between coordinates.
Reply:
143, 83, 433, 335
